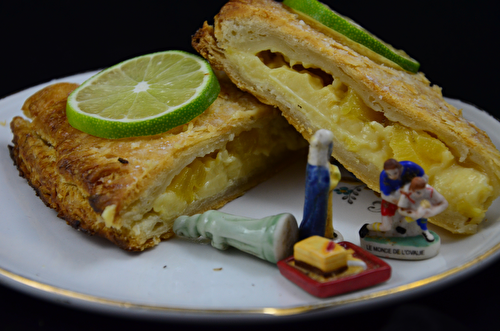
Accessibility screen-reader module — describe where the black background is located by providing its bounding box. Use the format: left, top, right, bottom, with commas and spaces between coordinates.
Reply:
1, 0, 499, 330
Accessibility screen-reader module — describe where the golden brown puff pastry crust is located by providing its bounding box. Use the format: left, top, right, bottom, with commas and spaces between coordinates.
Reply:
9, 72, 306, 251
192, 0, 500, 234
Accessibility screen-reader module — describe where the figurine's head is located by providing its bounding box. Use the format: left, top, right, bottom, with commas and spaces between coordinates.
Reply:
311, 129, 334, 149
383, 159, 402, 180
309, 129, 334, 165
409, 177, 427, 198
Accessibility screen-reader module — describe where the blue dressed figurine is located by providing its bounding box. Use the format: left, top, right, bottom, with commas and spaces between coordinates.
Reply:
299, 129, 341, 241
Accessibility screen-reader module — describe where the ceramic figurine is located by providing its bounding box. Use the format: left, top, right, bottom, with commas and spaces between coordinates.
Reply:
299, 129, 342, 241
398, 177, 448, 242
325, 162, 342, 241
293, 236, 367, 275
173, 210, 299, 264
359, 159, 444, 260
277, 236, 391, 298
359, 159, 426, 235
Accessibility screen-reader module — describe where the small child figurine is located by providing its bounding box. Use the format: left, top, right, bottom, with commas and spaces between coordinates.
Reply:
398, 177, 448, 242
359, 159, 443, 260
299, 129, 341, 241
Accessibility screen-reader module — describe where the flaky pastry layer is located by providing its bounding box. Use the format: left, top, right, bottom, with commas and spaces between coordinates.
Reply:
192, 0, 500, 234
9, 71, 306, 250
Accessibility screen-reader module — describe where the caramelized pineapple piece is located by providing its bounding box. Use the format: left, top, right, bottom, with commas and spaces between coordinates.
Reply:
390, 124, 455, 176
170, 166, 196, 203
339, 88, 385, 124
190, 158, 209, 190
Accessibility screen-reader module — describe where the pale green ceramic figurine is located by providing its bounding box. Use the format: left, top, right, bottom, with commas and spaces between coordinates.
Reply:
173, 211, 299, 263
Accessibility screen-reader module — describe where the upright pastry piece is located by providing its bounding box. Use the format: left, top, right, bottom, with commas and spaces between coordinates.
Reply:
9, 72, 306, 251
192, 0, 500, 234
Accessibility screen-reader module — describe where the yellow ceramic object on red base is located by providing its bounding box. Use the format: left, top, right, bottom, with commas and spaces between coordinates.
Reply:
278, 241, 391, 298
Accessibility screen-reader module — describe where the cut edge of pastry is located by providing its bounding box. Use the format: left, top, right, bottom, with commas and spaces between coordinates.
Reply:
192, 0, 500, 234
9, 73, 307, 251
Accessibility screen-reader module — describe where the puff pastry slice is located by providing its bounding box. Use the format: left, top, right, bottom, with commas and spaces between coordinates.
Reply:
9, 71, 306, 251
192, 0, 500, 234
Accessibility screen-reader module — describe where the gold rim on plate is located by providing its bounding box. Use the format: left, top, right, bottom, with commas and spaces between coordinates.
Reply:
1, 241, 499, 316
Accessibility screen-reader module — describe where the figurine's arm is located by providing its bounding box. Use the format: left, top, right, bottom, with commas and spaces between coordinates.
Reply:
329, 164, 341, 191
379, 171, 400, 204
398, 197, 426, 219
398, 205, 415, 217
401, 161, 426, 179
417, 189, 448, 218
398, 205, 419, 218
382, 190, 400, 205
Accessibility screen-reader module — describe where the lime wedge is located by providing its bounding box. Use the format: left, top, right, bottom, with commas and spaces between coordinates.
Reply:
66, 50, 220, 139
283, 0, 420, 73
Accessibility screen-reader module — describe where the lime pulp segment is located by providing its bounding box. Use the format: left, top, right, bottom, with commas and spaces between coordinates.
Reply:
66, 50, 220, 139
283, 0, 420, 73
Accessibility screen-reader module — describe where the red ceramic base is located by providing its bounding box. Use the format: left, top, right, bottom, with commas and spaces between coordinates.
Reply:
277, 241, 391, 298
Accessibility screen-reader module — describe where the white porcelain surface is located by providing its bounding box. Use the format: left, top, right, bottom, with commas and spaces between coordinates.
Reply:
1, 72, 499, 321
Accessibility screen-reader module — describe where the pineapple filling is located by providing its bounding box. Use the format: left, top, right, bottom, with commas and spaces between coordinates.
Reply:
228, 48, 493, 223
128, 124, 302, 236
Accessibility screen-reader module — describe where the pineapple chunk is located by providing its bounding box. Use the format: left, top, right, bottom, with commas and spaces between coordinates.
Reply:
432, 165, 492, 220
390, 124, 455, 178
152, 191, 187, 219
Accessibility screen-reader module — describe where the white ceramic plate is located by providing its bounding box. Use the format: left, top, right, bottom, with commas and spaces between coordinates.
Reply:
1, 72, 500, 322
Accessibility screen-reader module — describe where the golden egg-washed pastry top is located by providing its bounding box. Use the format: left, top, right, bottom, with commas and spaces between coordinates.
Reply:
9, 72, 306, 251
192, 0, 500, 234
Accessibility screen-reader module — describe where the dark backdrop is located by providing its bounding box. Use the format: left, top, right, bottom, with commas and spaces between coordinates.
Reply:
2, 0, 499, 115
1, 1, 499, 330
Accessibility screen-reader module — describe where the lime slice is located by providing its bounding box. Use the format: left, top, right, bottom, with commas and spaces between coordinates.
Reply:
283, 0, 420, 73
66, 50, 220, 139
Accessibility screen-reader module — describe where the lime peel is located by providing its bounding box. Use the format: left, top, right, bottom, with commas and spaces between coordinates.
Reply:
66, 50, 220, 139
283, 0, 420, 73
